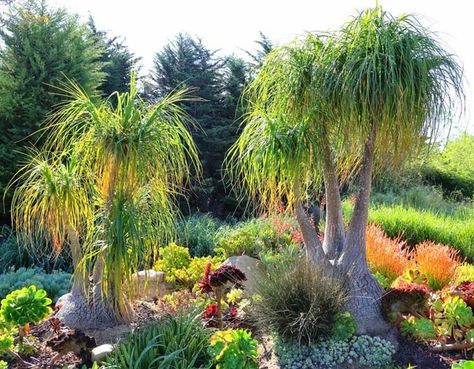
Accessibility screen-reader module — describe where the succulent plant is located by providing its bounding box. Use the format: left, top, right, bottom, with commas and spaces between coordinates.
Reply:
198, 263, 246, 328
198, 262, 214, 294
453, 281, 474, 309
209, 329, 259, 369
0, 316, 15, 354
209, 264, 246, 288
452, 360, 474, 369
332, 312, 356, 341
0, 285, 52, 327
274, 334, 395, 369
381, 283, 432, 323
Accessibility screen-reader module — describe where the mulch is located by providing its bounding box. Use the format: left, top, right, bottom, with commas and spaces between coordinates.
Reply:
393, 334, 474, 369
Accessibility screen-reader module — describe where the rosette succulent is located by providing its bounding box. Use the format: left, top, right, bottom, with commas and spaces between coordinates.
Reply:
1, 285, 52, 327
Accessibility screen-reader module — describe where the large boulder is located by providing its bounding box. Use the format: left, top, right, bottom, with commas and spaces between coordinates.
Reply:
131, 270, 169, 301
222, 255, 264, 297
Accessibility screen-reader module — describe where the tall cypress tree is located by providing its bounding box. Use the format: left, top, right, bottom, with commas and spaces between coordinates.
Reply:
150, 33, 229, 214
150, 34, 270, 216
245, 32, 274, 76
0, 0, 106, 219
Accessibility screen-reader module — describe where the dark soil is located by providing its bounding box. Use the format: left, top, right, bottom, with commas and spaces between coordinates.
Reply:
393, 334, 474, 369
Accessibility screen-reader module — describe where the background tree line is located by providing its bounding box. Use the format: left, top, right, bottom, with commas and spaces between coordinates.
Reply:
0, 0, 273, 223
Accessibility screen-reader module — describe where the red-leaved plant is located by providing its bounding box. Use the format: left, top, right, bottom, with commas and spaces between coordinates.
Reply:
198, 263, 246, 328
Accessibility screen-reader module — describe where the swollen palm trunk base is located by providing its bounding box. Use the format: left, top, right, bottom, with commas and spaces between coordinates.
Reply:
344, 265, 395, 338
56, 291, 122, 331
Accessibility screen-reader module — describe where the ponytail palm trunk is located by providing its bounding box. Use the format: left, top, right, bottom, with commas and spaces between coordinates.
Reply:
227, 7, 463, 337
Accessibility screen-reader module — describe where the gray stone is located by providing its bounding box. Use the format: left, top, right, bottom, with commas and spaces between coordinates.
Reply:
223, 255, 264, 297
131, 270, 168, 301
91, 343, 114, 362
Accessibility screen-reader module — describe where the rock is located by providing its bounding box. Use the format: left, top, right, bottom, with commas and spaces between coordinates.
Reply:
55, 292, 72, 310
91, 343, 114, 362
222, 255, 264, 297
131, 270, 169, 301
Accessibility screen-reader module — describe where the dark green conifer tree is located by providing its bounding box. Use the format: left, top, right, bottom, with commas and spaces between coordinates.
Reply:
150, 33, 230, 214
0, 0, 106, 218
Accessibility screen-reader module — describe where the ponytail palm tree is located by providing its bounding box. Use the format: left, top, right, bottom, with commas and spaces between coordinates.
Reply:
11, 153, 94, 295
14, 76, 200, 329
227, 7, 463, 337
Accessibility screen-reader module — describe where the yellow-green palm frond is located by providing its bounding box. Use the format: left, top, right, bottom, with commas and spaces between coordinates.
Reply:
226, 112, 322, 212
226, 7, 464, 211
225, 34, 350, 211
87, 183, 177, 315
10, 150, 94, 256
324, 7, 464, 165
46, 75, 200, 202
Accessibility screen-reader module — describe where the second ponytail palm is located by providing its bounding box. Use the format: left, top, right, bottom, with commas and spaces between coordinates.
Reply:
227, 7, 463, 337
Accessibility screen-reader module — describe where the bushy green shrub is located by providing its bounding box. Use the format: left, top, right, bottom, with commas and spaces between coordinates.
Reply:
104, 313, 212, 369
275, 335, 396, 369
216, 216, 298, 259
253, 255, 347, 344
154, 243, 222, 289
422, 134, 474, 198
0, 286, 52, 327
374, 134, 474, 201
0, 268, 71, 302
216, 219, 274, 258
371, 185, 467, 215
208, 329, 259, 369
177, 213, 221, 257
259, 244, 302, 269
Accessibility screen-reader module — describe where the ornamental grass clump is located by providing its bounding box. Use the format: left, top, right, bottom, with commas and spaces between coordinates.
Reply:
411, 241, 461, 290
104, 313, 212, 369
253, 255, 348, 345
366, 224, 410, 284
